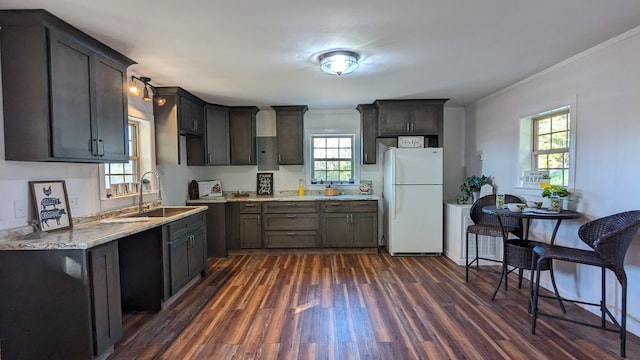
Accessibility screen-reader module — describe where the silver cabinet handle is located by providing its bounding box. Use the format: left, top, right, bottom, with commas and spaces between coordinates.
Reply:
330, 203, 340, 206
286, 214, 297, 218
364, 153, 368, 162
287, 232, 297, 236
208, 153, 212, 163
257, 215, 261, 225
278, 154, 282, 163
406, 122, 410, 131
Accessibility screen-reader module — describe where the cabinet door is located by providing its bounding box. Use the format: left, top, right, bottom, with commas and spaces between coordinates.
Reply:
169, 236, 191, 295
357, 104, 378, 164
179, 97, 205, 135
49, 30, 95, 160
351, 213, 378, 247
321, 213, 351, 247
206, 106, 231, 165
377, 102, 411, 136
89, 241, 123, 356
189, 231, 207, 276
274, 106, 307, 165
229, 109, 257, 165
94, 55, 128, 161
409, 104, 441, 134
239, 214, 262, 248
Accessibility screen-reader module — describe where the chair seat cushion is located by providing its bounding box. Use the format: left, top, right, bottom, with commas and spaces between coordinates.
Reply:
467, 224, 517, 238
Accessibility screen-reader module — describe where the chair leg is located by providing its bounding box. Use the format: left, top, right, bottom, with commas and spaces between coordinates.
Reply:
518, 268, 524, 288
601, 267, 606, 328
549, 263, 566, 313
465, 232, 470, 282
474, 234, 479, 271
621, 277, 627, 358
531, 260, 543, 334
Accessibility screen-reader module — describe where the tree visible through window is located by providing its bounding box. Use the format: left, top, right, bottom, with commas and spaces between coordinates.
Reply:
311, 135, 354, 184
105, 122, 139, 196
533, 108, 570, 186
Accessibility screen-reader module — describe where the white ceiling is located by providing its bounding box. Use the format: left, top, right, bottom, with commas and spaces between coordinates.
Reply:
2, 0, 640, 109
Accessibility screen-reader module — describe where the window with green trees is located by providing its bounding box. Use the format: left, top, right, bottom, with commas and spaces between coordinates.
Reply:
311, 135, 354, 184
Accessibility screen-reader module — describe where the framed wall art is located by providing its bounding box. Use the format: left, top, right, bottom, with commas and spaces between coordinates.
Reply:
29, 180, 72, 231
257, 173, 274, 196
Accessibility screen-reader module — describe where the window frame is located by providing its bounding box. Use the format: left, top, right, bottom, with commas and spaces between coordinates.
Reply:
309, 133, 356, 185
517, 100, 576, 192
531, 108, 570, 186
104, 121, 140, 197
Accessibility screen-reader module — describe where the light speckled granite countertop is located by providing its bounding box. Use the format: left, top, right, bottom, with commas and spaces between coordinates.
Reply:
187, 193, 380, 204
0, 206, 208, 251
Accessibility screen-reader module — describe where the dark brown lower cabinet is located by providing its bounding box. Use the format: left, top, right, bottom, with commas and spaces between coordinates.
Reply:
89, 241, 123, 355
321, 201, 378, 247
0, 242, 122, 359
167, 213, 207, 295
240, 214, 263, 248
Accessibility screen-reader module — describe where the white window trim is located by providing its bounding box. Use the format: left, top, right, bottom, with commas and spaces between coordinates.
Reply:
99, 115, 155, 202
304, 128, 361, 188
516, 97, 577, 196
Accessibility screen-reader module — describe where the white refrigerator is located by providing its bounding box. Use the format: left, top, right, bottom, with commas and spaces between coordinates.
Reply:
383, 147, 443, 255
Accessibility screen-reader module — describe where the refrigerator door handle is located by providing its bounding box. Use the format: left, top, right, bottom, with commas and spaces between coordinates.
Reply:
393, 187, 397, 220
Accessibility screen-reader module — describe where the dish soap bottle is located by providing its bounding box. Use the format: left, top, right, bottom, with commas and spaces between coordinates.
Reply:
298, 178, 305, 196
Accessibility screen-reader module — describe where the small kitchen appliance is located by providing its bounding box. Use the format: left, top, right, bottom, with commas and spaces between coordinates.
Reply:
198, 180, 222, 198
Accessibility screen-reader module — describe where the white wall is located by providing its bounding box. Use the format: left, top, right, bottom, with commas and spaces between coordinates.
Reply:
464, 27, 640, 334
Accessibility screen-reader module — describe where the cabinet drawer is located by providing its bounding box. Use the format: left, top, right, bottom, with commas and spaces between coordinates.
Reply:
263, 201, 318, 213
262, 213, 318, 230
264, 231, 319, 248
167, 213, 204, 240
239, 202, 262, 214
349, 200, 378, 213
320, 201, 350, 212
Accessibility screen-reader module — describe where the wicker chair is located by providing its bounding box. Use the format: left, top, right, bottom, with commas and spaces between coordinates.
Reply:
465, 194, 524, 282
530, 210, 640, 358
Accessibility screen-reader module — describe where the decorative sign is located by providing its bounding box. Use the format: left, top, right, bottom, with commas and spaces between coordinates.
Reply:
522, 170, 550, 188
257, 173, 274, 196
29, 180, 72, 231
398, 136, 425, 148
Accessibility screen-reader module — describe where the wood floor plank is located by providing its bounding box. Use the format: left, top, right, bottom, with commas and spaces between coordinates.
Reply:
110, 251, 640, 360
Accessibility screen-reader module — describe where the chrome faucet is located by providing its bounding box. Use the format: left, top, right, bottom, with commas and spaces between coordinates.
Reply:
139, 170, 162, 213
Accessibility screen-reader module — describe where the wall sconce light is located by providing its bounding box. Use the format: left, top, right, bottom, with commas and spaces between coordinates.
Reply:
129, 76, 166, 106
318, 50, 360, 76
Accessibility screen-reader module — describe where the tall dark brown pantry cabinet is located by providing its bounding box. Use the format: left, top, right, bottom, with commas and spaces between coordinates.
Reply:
0, 10, 135, 162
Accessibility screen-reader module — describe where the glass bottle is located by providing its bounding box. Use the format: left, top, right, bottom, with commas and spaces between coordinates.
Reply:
298, 178, 305, 196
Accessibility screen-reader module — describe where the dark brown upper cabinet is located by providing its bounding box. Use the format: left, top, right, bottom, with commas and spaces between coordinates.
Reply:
0, 10, 135, 163
229, 106, 260, 165
205, 104, 231, 165
154, 87, 206, 165
272, 105, 308, 165
374, 99, 448, 146
356, 104, 378, 164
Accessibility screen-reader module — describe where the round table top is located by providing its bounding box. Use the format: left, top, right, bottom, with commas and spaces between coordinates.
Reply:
482, 205, 582, 220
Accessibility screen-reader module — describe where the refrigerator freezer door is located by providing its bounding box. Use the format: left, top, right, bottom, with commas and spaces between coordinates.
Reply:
387, 184, 443, 254
390, 148, 443, 185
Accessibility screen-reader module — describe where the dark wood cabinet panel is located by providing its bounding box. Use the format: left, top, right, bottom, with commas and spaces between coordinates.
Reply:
205, 104, 231, 165
272, 105, 308, 165
320, 200, 378, 247
356, 104, 378, 164
166, 213, 207, 296
89, 241, 123, 356
154, 87, 207, 165
240, 214, 262, 248
0, 10, 134, 162
375, 99, 448, 146
229, 106, 259, 165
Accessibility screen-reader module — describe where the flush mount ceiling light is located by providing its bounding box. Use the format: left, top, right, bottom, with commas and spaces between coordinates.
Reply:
318, 50, 360, 76
129, 75, 166, 106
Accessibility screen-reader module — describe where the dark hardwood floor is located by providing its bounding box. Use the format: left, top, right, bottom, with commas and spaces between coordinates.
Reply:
109, 250, 639, 359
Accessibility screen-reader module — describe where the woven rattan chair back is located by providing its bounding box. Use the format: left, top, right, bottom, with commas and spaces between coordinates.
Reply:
578, 210, 640, 283
469, 194, 524, 239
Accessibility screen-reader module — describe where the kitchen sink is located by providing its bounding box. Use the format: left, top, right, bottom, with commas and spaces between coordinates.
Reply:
127, 206, 196, 218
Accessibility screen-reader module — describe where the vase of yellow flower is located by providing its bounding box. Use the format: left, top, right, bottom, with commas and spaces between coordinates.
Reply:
541, 184, 570, 212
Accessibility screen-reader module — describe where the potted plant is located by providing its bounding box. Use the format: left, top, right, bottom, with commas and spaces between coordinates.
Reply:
457, 175, 492, 204
541, 184, 570, 212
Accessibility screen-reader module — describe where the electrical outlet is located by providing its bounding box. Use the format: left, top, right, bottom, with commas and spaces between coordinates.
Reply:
69, 196, 79, 209
14, 199, 27, 218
